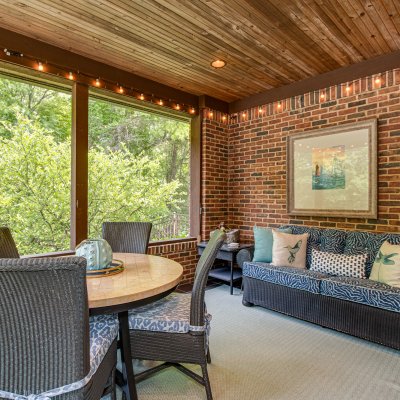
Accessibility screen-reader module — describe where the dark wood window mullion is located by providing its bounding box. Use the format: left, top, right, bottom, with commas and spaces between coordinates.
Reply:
71, 82, 89, 248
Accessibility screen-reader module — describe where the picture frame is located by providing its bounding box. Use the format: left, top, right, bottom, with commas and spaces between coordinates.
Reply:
287, 119, 377, 218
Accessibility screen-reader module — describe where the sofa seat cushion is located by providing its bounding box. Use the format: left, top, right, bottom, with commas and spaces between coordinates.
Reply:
243, 261, 327, 294
320, 275, 400, 313
128, 292, 210, 333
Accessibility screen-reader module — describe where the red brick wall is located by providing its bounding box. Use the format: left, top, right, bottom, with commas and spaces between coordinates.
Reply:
201, 110, 229, 239
148, 239, 198, 285
225, 69, 400, 242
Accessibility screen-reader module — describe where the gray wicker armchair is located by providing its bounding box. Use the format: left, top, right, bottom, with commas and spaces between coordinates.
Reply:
0, 257, 118, 400
128, 230, 226, 400
0, 227, 19, 258
102, 222, 152, 254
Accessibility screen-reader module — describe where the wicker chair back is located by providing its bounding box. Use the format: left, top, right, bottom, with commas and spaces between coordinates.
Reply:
0, 227, 19, 258
0, 257, 90, 394
102, 222, 152, 254
190, 230, 226, 327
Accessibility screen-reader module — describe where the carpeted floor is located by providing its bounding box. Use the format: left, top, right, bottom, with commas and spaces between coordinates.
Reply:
126, 285, 400, 400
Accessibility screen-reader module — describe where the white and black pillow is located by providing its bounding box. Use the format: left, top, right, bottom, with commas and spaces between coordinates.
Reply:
310, 248, 367, 279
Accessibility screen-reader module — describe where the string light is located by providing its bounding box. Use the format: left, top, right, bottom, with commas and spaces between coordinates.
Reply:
345, 84, 351, 94
242, 112, 247, 118
118, 86, 124, 94
68, 72, 74, 80
37, 62, 44, 71
320, 92, 325, 100
277, 102, 282, 109
175, 104, 180, 110
258, 107, 263, 114
222, 115, 227, 121
209, 111, 213, 118
190, 107, 196, 114
159, 99, 163, 106
95, 78, 101, 87
139, 93, 145, 100
375, 76, 381, 85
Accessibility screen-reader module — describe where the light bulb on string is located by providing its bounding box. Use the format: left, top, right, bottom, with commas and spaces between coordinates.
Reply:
95, 78, 101, 87
68, 72, 74, 80
37, 62, 44, 71
320, 92, 325, 100
119, 86, 124, 94
159, 99, 163, 106
139, 93, 145, 100
190, 107, 196, 114
209, 111, 213, 118
277, 102, 282, 109
375, 76, 381, 85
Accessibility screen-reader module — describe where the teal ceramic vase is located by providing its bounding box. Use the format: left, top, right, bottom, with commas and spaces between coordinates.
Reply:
75, 239, 113, 270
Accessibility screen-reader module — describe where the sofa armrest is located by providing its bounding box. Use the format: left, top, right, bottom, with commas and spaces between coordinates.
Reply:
236, 248, 254, 269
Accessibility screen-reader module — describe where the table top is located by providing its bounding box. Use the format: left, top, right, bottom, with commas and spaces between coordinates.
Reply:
87, 253, 183, 310
197, 241, 254, 252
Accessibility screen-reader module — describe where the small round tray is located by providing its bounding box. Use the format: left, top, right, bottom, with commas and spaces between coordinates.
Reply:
86, 259, 124, 278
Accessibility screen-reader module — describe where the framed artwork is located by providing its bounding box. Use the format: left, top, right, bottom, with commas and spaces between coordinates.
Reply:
287, 119, 377, 218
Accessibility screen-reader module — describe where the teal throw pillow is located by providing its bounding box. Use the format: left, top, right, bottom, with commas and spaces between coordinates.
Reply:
253, 226, 292, 263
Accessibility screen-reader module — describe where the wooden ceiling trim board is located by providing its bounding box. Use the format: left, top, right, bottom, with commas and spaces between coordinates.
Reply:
293, 0, 364, 64
317, 0, 376, 59
257, 0, 357, 66
238, 0, 341, 70
381, 0, 400, 36
32, 0, 243, 86
0, 26, 200, 105
18, 3, 276, 97
211, 0, 331, 76
340, 0, 391, 53
156, 0, 309, 82
203, 0, 321, 78
0, 11, 241, 100
229, 49, 400, 113
352, 0, 397, 50
372, 0, 400, 44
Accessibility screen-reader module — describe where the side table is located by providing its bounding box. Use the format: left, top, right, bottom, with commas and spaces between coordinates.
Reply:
197, 241, 254, 295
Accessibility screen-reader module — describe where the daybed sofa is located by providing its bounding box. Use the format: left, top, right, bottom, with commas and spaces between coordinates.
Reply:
237, 225, 400, 350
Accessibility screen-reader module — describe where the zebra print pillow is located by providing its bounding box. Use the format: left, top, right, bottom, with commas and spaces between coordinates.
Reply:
310, 248, 367, 279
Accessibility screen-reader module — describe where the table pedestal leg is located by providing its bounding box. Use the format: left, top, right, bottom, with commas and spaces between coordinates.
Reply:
230, 260, 234, 295
118, 311, 138, 400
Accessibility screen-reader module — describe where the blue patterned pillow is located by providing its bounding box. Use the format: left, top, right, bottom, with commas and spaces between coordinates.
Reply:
320, 229, 347, 254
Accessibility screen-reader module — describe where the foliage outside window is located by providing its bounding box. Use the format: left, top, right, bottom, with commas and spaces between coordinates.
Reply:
0, 76, 72, 254
88, 98, 190, 241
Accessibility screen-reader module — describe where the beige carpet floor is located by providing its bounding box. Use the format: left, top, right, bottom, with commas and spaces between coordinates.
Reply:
122, 285, 400, 400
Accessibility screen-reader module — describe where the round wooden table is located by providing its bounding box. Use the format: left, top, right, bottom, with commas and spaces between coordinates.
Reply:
87, 253, 183, 400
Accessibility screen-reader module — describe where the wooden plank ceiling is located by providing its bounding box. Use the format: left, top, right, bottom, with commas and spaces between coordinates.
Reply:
0, 0, 399, 102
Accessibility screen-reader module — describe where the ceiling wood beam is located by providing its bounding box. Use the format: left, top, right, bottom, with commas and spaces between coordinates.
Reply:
229, 49, 400, 113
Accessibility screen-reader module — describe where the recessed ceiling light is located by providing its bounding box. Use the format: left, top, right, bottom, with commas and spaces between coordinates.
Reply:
211, 59, 226, 69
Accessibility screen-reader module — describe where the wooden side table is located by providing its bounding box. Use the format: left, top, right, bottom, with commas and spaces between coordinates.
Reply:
197, 242, 254, 295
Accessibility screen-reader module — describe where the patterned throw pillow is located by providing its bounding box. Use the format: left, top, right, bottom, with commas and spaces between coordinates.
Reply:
272, 230, 309, 269
310, 248, 367, 279
369, 241, 400, 288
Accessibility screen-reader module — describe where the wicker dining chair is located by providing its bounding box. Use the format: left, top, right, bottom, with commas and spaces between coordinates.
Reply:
102, 222, 152, 254
0, 257, 118, 400
0, 227, 19, 258
128, 230, 226, 400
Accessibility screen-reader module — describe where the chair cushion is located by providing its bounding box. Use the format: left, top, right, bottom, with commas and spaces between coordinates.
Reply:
0, 314, 119, 400
89, 314, 119, 372
128, 292, 210, 333
320, 275, 400, 313
243, 261, 327, 294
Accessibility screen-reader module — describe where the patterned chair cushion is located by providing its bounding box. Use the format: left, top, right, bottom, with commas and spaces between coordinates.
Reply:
0, 314, 119, 400
320, 275, 400, 313
89, 314, 119, 372
344, 231, 400, 277
128, 292, 210, 333
243, 261, 328, 294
